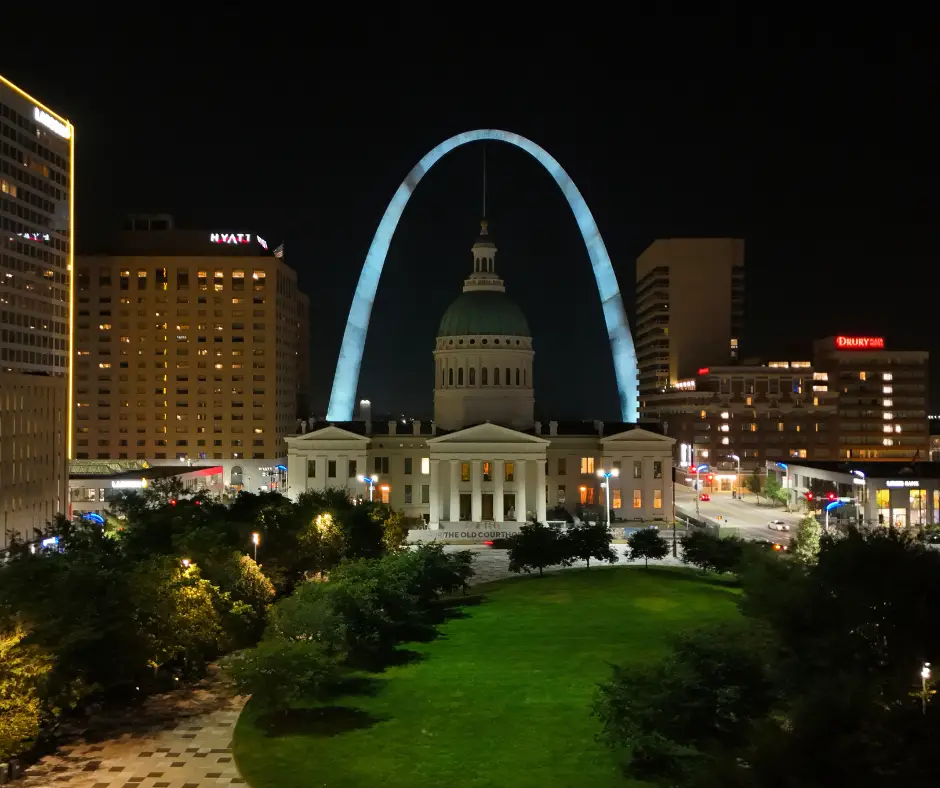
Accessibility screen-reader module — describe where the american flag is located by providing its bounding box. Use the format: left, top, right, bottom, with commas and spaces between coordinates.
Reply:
273, 243, 284, 259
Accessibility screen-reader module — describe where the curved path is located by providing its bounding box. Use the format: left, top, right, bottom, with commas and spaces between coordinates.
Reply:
21, 549, 680, 787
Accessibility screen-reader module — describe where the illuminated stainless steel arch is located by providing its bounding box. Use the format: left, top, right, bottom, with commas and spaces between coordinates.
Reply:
326, 129, 638, 422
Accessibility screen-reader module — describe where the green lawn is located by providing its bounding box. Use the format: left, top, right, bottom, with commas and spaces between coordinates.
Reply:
233, 567, 739, 788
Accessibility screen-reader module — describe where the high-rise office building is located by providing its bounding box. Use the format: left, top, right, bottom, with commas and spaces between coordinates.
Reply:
636, 238, 744, 412
74, 218, 309, 489
1, 75, 73, 546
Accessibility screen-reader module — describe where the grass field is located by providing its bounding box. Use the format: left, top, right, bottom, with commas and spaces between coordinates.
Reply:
233, 566, 739, 788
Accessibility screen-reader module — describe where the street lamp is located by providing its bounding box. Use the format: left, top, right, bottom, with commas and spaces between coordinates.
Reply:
596, 468, 620, 529
921, 662, 932, 715
728, 453, 740, 498
851, 469, 866, 525
251, 531, 260, 562
825, 500, 845, 533
357, 474, 378, 502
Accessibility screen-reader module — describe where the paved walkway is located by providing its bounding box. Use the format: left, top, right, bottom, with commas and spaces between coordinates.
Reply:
21, 671, 245, 788
20, 548, 681, 787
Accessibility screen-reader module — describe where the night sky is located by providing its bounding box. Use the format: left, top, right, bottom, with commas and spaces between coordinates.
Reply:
4, 22, 938, 419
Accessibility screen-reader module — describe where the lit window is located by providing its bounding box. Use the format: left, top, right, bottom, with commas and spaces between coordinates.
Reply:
461, 463, 470, 482
884, 412, 894, 420
777, 422, 784, 431
421, 457, 430, 475
895, 425, 902, 434
883, 425, 893, 433
883, 386, 893, 394
719, 424, 729, 432
883, 399, 893, 407
720, 411, 729, 419
883, 373, 893, 381
859, 371, 867, 381
721, 437, 730, 445
580, 457, 595, 474
579, 486, 595, 505
505, 462, 515, 482
700, 409, 707, 418
612, 489, 622, 509
380, 485, 390, 505
745, 396, 753, 406
482, 461, 491, 481
633, 490, 642, 509
653, 489, 663, 509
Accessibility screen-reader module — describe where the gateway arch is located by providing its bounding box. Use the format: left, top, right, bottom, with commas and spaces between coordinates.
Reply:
326, 129, 638, 423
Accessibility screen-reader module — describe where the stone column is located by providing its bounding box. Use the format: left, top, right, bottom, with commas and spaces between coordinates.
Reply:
515, 458, 527, 522
494, 459, 505, 522
471, 459, 482, 522
449, 459, 459, 523
429, 459, 440, 528
536, 457, 547, 522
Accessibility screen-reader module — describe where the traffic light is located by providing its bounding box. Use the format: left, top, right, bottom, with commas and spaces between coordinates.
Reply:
170, 499, 177, 506
805, 492, 814, 501
826, 492, 837, 502
706, 474, 714, 483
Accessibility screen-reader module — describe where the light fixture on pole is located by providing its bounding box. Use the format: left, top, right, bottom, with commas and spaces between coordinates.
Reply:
357, 474, 378, 502
921, 662, 932, 715
824, 499, 844, 533
728, 453, 740, 498
251, 531, 260, 562
596, 468, 620, 529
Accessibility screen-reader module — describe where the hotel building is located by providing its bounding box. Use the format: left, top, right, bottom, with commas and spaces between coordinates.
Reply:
74, 219, 309, 489
642, 335, 929, 479
636, 238, 744, 405
0, 75, 73, 546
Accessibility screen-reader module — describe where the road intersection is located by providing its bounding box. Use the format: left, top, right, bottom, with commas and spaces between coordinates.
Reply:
675, 485, 804, 546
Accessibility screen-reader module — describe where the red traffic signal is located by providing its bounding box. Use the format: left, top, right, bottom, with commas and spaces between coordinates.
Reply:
826, 492, 837, 501
170, 499, 177, 506
706, 474, 714, 483
805, 492, 814, 500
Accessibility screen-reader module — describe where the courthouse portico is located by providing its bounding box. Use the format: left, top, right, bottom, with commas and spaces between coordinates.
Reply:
426, 422, 549, 526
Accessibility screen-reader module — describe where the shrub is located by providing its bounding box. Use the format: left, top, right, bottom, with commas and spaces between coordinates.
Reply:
222, 638, 339, 715
627, 528, 669, 567
679, 530, 744, 574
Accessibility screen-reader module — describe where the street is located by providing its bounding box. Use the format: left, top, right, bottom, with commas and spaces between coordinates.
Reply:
675, 484, 803, 546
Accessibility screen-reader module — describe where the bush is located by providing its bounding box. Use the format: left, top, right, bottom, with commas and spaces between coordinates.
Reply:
565, 522, 619, 568
222, 638, 339, 715
508, 523, 569, 576
679, 530, 744, 574
0, 626, 53, 761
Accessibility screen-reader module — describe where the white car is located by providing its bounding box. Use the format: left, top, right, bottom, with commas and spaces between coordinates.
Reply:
768, 520, 790, 531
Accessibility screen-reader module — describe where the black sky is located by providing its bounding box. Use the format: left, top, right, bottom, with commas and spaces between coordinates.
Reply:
3, 19, 938, 418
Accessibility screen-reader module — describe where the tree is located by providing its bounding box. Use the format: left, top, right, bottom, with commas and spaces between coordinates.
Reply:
507, 523, 568, 576
679, 530, 744, 574
594, 620, 777, 784
566, 522, 619, 568
222, 638, 339, 715
380, 510, 412, 552
790, 513, 822, 564
745, 469, 763, 503
627, 528, 669, 568
0, 625, 53, 761
762, 475, 788, 509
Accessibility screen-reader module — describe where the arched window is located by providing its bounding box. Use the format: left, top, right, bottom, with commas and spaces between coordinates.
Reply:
231, 465, 244, 486
482, 367, 488, 385
458, 367, 464, 386
469, 368, 476, 385
516, 368, 520, 386
494, 367, 500, 385
506, 367, 511, 386
449, 368, 454, 386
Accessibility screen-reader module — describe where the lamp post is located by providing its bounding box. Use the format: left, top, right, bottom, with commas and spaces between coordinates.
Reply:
357, 474, 378, 502
922, 662, 932, 715
596, 468, 620, 529
251, 531, 260, 562
825, 500, 844, 533
850, 469, 866, 525
729, 453, 740, 499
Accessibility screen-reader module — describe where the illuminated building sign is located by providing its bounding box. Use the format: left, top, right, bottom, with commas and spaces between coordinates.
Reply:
698, 368, 710, 375
18, 232, 51, 242
886, 480, 919, 488
835, 336, 885, 350
210, 232, 252, 245
33, 107, 71, 139
111, 478, 148, 489
257, 236, 268, 250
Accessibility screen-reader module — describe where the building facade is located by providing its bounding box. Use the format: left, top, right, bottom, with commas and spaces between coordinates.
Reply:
643, 336, 929, 475
636, 238, 744, 402
766, 460, 940, 530
73, 219, 309, 489
0, 75, 73, 545
286, 221, 674, 536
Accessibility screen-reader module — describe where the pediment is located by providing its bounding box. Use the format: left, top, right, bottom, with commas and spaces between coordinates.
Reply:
427, 422, 549, 445
600, 427, 676, 445
285, 425, 370, 444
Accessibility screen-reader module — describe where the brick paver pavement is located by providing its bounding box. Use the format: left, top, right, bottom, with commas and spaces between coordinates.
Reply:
21, 671, 246, 788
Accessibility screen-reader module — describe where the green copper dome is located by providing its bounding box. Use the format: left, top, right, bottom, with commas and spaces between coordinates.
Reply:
437, 290, 531, 338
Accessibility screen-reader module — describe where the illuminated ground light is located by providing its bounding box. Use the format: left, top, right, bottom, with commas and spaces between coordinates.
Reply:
326, 129, 638, 423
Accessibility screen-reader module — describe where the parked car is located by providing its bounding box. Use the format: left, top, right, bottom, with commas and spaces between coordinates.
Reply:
768, 520, 790, 531
699, 493, 711, 502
